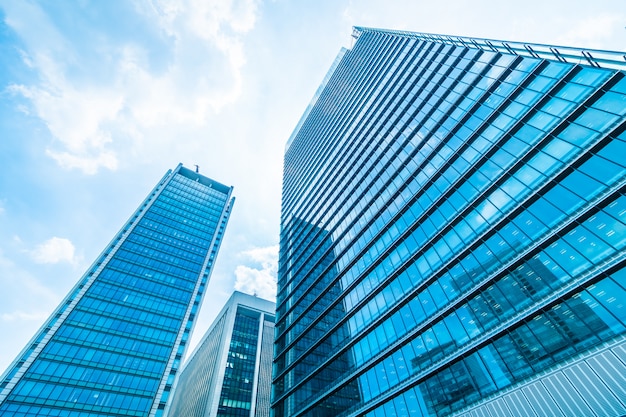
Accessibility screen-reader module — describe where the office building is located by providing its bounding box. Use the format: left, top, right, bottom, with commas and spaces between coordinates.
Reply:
166, 291, 275, 417
0, 164, 234, 417
274, 27, 626, 417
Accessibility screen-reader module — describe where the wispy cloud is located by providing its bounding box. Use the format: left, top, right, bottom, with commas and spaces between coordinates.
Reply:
8, 81, 123, 174
234, 245, 278, 300
31, 237, 77, 265
1, 310, 50, 322
556, 14, 626, 49
2, 0, 261, 174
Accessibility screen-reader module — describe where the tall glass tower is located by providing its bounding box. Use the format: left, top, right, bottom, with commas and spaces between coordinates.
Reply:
274, 27, 626, 417
166, 291, 275, 417
0, 163, 234, 417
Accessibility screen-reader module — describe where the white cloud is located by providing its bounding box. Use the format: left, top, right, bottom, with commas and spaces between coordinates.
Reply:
45, 148, 118, 175
31, 237, 77, 265
7, 80, 124, 175
3, 0, 261, 174
234, 245, 278, 300
1, 310, 50, 322
556, 14, 626, 49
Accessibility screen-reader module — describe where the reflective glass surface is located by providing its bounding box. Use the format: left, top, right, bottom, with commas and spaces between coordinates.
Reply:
217, 307, 260, 416
275, 27, 626, 417
0, 166, 234, 416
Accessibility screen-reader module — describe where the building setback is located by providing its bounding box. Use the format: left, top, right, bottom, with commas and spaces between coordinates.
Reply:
0, 164, 234, 417
274, 27, 626, 417
165, 291, 275, 417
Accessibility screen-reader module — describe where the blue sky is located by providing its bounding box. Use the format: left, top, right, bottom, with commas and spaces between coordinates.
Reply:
0, 0, 624, 373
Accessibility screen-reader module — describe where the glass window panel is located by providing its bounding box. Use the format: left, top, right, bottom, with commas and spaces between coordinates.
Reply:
563, 225, 614, 264
495, 274, 533, 310
578, 155, 625, 187
543, 240, 590, 277
592, 91, 626, 115
612, 266, 626, 290
555, 82, 592, 103
418, 289, 437, 317
543, 184, 584, 214
410, 333, 429, 372
557, 122, 598, 148
575, 289, 624, 338
597, 137, 626, 169
588, 278, 626, 323
542, 137, 578, 161
527, 111, 559, 131
570, 68, 610, 87
604, 195, 626, 221
560, 169, 606, 201
484, 284, 514, 317
429, 322, 455, 362
530, 252, 569, 289
541, 61, 571, 79
526, 197, 563, 229
514, 124, 544, 144
513, 164, 544, 189
445, 312, 471, 346
501, 136, 528, 158
477, 345, 513, 389
512, 323, 553, 370
403, 388, 427, 416
491, 334, 534, 379
543, 97, 575, 117
527, 76, 553, 93
468, 295, 497, 329
575, 108, 619, 132
428, 281, 448, 309
585, 210, 626, 250
610, 77, 626, 94
527, 151, 560, 175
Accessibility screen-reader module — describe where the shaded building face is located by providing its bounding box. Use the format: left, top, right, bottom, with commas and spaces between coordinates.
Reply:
0, 164, 234, 417
275, 218, 361, 416
274, 27, 626, 417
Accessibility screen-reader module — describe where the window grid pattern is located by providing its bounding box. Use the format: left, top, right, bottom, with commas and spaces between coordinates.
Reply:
275, 27, 626, 417
0, 166, 234, 417
159, 311, 228, 417
217, 308, 260, 416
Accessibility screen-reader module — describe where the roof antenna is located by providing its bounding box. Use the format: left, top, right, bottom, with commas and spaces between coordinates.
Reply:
194, 164, 199, 173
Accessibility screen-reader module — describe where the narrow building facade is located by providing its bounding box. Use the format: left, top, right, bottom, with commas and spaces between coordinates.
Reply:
166, 291, 275, 417
0, 164, 234, 417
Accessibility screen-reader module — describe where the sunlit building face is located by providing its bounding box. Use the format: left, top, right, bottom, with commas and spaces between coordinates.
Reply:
274, 27, 626, 417
0, 164, 234, 417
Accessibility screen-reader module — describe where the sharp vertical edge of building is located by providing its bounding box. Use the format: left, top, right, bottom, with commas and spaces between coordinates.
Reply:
165, 291, 275, 417
274, 27, 626, 417
0, 163, 235, 417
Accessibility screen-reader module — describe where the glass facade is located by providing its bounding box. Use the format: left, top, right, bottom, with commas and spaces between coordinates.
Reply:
166, 292, 275, 417
0, 164, 234, 417
218, 307, 260, 416
274, 27, 626, 417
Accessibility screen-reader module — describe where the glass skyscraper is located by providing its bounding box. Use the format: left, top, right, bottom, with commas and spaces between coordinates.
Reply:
0, 163, 234, 417
166, 291, 275, 417
274, 27, 626, 417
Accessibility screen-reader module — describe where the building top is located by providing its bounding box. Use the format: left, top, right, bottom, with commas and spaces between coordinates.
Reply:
285, 47, 348, 152
228, 290, 276, 316
175, 163, 233, 195
353, 26, 626, 71
284, 26, 626, 154
182, 291, 275, 365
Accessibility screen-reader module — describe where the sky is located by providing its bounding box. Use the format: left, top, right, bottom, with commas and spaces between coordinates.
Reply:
0, 0, 625, 374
